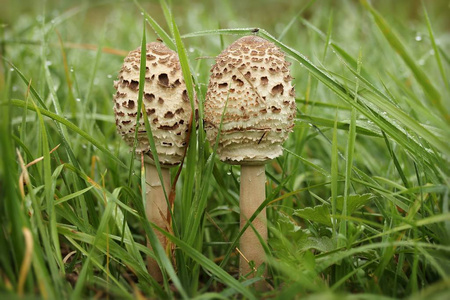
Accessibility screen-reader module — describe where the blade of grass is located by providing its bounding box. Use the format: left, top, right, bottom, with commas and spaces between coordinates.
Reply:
331, 113, 339, 238
8, 99, 126, 168
133, 0, 176, 50
422, 1, 449, 91
360, 0, 448, 122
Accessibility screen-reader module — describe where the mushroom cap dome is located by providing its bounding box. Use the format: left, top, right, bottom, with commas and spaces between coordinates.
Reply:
113, 42, 193, 166
204, 36, 296, 164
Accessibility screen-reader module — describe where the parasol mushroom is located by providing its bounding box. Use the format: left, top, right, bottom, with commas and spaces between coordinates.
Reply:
113, 41, 192, 282
204, 35, 296, 286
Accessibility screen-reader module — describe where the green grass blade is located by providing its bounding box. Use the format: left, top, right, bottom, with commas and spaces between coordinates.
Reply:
331, 113, 339, 238
8, 99, 126, 168
422, 1, 449, 91
158, 227, 256, 300
133, 0, 176, 50
360, 0, 448, 121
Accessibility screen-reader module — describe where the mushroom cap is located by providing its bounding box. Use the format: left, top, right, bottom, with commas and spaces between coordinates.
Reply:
113, 42, 193, 166
204, 36, 296, 164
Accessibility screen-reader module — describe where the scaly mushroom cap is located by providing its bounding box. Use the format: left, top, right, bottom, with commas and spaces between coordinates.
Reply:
113, 42, 192, 166
204, 36, 296, 164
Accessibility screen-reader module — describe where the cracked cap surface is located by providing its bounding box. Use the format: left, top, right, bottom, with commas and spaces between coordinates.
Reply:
204, 36, 296, 164
113, 42, 193, 166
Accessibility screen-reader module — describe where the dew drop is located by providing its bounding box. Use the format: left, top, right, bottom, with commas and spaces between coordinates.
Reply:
45, 60, 52, 66
10, 68, 14, 72
141, 12, 144, 15
226, 171, 231, 176
76, 98, 81, 102
188, 47, 194, 53
415, 35, 422, 42
107, 74, 112, 79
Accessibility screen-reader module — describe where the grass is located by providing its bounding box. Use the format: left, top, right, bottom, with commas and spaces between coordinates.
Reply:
1, 0, 450, 298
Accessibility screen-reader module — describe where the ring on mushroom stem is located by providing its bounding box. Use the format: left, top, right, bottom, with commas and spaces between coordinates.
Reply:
113, 41, 193, 282
204, 35, 296, 290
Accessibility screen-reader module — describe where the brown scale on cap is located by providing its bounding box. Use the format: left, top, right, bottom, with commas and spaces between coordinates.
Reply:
113, 42, 193, 165
204, 36, 296, 163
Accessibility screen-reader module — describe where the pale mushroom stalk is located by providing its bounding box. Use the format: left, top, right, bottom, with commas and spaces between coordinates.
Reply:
204, 36, 296, 289
113, 41, 193, 282
239, 164, 267, 278
145, 163, 170, 282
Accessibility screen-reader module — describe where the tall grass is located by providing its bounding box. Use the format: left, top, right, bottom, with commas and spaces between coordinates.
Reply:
1, 0, 449, 299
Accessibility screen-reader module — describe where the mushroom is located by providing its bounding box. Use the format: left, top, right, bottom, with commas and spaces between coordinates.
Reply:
113, 41, 192, 282
204, 36, 296, 286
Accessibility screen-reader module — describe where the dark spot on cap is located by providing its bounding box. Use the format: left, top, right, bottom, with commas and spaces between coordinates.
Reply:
271, 106, 281, 113
152, 118, 159, 124
289, 87, 295, 97
218, 83, 228, 89
144, 93, 155, 102
271, 84, 284, 95
122, 120, 131, 124
159, 123, 179, 130
121, 80, 129, 88
175, 108, 184, 114
232, 77, 244, 87
129, 80, 139, 90
147, 108, 155, 115
127, 100, 135, 109
158, 97, 164, 104
116, 91, 126, 98
173, 79, 181, 87
182, 90, 189, 102
158, 73, 169, 87
261, 76, 268, 85
164, 111, 174, 119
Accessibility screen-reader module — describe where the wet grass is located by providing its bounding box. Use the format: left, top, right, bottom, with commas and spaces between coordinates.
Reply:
1, 0, 449, 299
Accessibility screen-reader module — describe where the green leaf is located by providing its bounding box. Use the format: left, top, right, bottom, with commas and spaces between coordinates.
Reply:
294, 204, 332, 227
335, 193, 374, 215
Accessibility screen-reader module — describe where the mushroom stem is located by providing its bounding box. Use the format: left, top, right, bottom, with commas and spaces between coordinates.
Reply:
239, 164, 268, 286
145, 162, 171, 283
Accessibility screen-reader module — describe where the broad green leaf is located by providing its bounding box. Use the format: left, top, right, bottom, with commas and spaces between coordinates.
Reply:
294, 204, 332, 227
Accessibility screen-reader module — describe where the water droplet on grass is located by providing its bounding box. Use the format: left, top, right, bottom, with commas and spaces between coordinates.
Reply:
107, 74, 112, 78
226, 171, 231, 176
76, 98, 81, 102
415, 35, 422, 42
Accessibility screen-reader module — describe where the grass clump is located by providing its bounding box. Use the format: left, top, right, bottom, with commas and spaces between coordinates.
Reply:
1, 0, 449, 299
